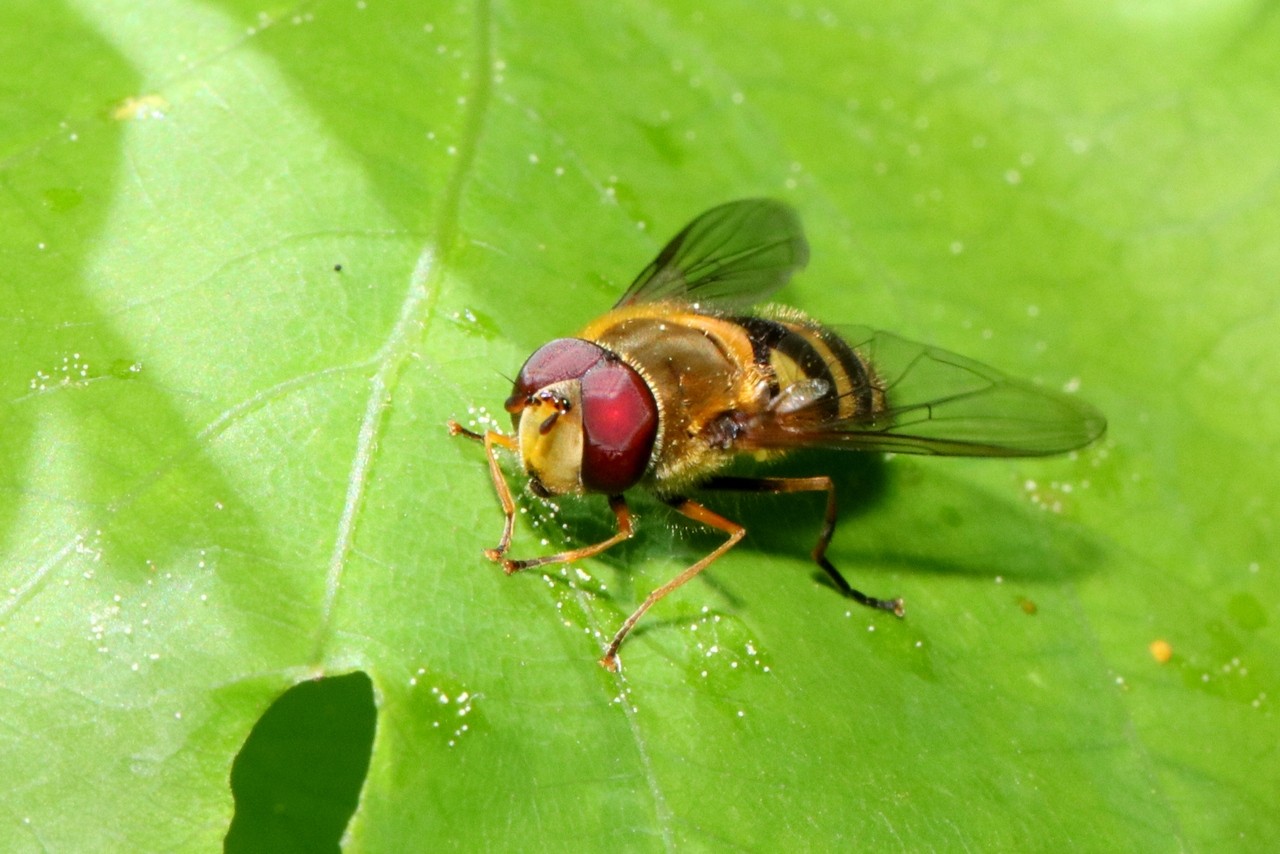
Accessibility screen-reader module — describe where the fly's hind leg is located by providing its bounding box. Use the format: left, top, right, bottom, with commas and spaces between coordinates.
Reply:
703, 475, 904, 617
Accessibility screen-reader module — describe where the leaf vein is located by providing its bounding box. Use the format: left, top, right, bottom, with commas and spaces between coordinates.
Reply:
310, 0, 495, 660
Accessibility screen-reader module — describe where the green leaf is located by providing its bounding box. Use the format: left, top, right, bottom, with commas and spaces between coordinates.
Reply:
3, 0, 1277, 850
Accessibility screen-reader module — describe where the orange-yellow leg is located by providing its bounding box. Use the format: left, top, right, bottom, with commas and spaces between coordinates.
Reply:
448, 421, 520, 559
448, 420, 637, 572
500, 494, 634, 574
600, 497, 746, 672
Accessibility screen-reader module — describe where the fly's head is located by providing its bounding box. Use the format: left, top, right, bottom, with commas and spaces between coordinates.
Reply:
506, 338, 658, 496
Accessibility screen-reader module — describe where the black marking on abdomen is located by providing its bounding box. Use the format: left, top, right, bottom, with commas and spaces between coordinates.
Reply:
811, 325, 878, 418
734, 316, 841, 419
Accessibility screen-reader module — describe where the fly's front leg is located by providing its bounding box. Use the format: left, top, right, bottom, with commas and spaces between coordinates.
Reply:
450, 421, 636, 576
501, 494, 634, 574
703, 475, 904, 617
447, 421, 519, 562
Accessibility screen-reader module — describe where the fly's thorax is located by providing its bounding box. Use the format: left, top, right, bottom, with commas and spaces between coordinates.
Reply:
583, 305, 770, 490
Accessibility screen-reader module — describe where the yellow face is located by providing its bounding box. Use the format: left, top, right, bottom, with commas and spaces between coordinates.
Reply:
517, 380, 585, 497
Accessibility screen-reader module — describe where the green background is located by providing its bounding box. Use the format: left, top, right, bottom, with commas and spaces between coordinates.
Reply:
2, 0, 1276, 849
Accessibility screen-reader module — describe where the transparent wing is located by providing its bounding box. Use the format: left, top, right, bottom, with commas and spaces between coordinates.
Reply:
616, 199, 809, 310
741, 326, 1107, 457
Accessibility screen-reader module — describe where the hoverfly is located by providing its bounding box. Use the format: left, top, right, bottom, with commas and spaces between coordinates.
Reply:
449, 199, 1106, 671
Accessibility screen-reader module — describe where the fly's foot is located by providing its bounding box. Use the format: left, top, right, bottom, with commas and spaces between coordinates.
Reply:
447, 420, 482, 440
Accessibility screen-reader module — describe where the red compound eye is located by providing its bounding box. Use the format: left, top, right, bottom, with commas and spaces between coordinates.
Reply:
579, 358, 658, 494
506, 338, 608, 424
